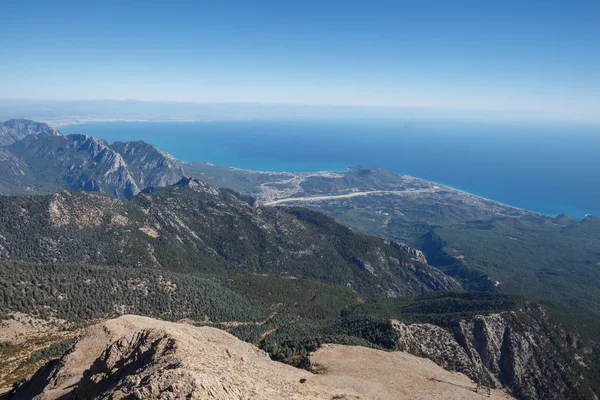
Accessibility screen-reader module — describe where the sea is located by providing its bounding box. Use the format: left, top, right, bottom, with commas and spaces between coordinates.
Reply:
61, 118, 600, 220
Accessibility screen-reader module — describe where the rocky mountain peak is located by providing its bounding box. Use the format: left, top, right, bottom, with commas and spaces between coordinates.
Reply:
0, 122, 185, 198
109, 141, 185, 188
171, 176, 220, 195
173, 176, 203, 187
0, 119, 61, 146
391, 304, 595, 400
391, 241, 428, 264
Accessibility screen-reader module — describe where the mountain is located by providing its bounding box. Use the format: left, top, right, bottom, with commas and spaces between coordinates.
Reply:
0, 178, 457, 297
0, 180, 596, 399
0, 120, 184, 197
108, 140, 184, 188
390, 302, 593, 400
0, 119, 60, 146
7, 133, 141, 198
5, 315, 512, 400
185, 163, 600, 325
0, 147, 33, 193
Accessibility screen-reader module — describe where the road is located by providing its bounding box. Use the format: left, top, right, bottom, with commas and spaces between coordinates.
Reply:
263, 188, 436, 206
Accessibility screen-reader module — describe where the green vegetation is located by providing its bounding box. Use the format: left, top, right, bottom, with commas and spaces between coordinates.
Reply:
219, 187, 257, 206
288, 177, 600, 333
260, 315, 397, 366
222, 275, 403, 365
0, 184, 456, 300
433, 216, 600, 321
28, 338, 75, 363
0, 262, 262, 322
350, 291, 524, 326
299, 166, 416, 194
225, 274, 359, 321
0, 260, 521, 374
183, 162, 293, 194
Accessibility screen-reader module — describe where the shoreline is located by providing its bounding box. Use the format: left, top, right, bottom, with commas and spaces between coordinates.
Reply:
56, 120, 592, 221
401, 174, 550, 217
217, 164, 580, 219
205, 163, 563, 218
48, 116, 337, 128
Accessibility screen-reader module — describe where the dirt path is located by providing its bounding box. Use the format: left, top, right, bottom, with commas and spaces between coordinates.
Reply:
258, 327, 277, 342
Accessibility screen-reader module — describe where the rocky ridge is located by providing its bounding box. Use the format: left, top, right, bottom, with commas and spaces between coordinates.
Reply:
0, 120, 185, 198
0, 179, 459, 297
6, 315, 513, 400
392, 305, 595, 400
108, 141, 184, 188
0, 120, 60, 146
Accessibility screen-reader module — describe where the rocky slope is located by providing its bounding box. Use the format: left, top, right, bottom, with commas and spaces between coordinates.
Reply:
9, 133, 141, 198
0, 120, 60, 146
0, 120, 185, 197
6, 315, 513, 400
392, 305, 596, 399
108, 140, 184, 188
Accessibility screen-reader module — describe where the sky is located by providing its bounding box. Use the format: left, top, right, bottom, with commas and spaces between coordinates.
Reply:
1, 0, 599, 122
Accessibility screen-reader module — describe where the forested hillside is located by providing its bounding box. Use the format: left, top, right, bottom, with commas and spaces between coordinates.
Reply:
0, 178, 458, 298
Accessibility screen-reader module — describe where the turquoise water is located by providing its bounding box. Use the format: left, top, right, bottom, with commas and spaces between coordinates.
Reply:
61, 119, 600, 219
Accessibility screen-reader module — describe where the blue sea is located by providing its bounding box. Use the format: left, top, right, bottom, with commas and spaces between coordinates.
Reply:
61, 119, 600, 220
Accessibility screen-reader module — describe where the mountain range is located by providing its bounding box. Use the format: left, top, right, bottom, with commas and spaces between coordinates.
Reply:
0, 119, 183, 198
0, 119, 598, 399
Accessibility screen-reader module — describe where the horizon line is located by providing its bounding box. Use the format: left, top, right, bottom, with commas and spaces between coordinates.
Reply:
1, 97, 599, 125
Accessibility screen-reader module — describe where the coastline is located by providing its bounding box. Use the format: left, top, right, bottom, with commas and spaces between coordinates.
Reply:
401, 174, 550, 218
208, 163, 559, 219
57, 120, 595, 221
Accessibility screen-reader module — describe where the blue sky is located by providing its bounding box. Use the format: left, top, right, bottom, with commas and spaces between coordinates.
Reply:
2, 0, 599, 121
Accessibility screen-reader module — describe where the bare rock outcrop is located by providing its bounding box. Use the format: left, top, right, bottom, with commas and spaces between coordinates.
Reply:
0, 120, 186, 198
7, 315, 513, 400
0, 119, 60, 146
392, 306, 595, 399
109, 141, 185, 188
391, 241, 428, 264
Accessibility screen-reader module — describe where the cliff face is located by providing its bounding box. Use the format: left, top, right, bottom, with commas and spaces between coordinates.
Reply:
8, 133, 141, 198
0, 121, 185, 198
391, 241, 428, 264
108, 141, 184, 188
392, 305, 596, 400
0, 148, 32, 188
7, 315, 513, 400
